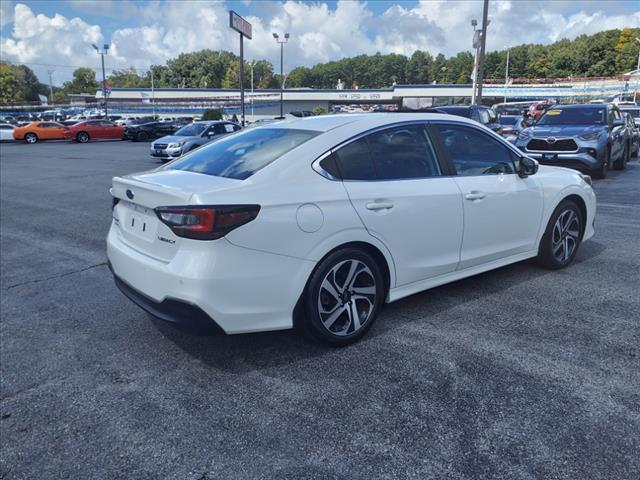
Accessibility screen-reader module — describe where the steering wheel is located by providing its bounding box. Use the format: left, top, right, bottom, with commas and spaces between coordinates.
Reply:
482, 163, 510, 175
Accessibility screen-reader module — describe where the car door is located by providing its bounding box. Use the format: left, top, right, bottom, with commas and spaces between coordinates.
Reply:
432, 123, 544, 270
330, 124, 464, 286
40, 122, 64, 139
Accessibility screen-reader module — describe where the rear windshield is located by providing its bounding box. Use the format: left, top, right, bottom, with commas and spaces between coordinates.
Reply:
537, 108, 606, 125
500, 116, 518, 125
166, 128, 319, 180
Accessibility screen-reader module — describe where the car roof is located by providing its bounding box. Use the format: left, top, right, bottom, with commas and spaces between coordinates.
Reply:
551, 104, 608, 110
268, 112, 481, 132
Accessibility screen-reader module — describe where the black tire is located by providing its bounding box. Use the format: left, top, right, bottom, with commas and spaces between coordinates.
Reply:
76, 131, 90, 143
24, 132, 38, 144
613, 144, 628, 170
302, 248, 385, 346
592, 147, 609, 179
537, 199, 583, 270
136, 131, 149, 141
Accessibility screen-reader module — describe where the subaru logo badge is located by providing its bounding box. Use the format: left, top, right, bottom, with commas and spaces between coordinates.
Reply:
126, 189, 134, 199
546, 137, 557, 144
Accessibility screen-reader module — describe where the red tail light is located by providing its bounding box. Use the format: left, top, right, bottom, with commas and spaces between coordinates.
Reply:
155, 205, 260, 240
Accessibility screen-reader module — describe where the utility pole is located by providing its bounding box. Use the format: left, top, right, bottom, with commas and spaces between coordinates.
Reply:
92, 43, 109, 117
47, 70, 54, 105
273, 32, 289, 118
151, 68, 155, 119
475, 0, 490, 104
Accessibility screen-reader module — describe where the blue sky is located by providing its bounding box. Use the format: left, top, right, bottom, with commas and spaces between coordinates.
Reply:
1, 0, 639, 84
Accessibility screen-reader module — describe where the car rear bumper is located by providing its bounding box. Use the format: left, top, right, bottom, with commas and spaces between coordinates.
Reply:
106, 223, 315, 334
111, 269, 225, 333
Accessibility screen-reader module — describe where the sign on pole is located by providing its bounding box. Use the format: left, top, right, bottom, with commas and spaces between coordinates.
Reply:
229, 11, 252, 126
229, 11, 252, 39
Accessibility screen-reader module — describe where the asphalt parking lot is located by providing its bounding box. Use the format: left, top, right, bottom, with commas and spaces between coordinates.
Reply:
1, 140, 639, 480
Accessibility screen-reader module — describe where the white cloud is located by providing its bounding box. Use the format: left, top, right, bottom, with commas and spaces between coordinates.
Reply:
1, 0, 639, 85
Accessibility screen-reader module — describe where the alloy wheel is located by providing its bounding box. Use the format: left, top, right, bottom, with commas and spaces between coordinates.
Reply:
552, 209, 580, 262
25, 133, 37, 144
317, 259, 377, 336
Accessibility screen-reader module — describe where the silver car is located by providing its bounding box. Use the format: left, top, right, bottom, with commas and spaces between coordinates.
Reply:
150, 121, 241, 162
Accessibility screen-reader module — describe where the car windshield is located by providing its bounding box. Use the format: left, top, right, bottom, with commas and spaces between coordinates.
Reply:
500, 116, 518, 125
166, 128, 319, 180
174, 123, 207, 136
537, 108, 606, 125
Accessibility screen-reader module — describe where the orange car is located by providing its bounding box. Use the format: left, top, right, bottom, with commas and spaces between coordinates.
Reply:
13, 121, 67, 144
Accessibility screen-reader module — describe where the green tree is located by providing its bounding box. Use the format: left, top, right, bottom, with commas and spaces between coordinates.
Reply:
405, 50, 434, 84
0, 62, 24, 103
108, 67, 147, 88
201, 108, 223, 120
615, 28, 640, 73
64, 67, 99, 94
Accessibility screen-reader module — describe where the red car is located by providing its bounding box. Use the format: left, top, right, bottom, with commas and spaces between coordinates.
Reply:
64, 120, 125, 143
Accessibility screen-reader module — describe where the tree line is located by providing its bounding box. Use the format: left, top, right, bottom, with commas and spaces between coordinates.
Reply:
1, 28, 638, 104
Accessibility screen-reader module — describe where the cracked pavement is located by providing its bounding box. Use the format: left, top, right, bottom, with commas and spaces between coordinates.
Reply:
1, 140, 639, 479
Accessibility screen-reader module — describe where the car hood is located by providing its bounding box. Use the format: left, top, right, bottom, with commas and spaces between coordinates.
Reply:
152, 135, 198, 144
526, 124, 606, 137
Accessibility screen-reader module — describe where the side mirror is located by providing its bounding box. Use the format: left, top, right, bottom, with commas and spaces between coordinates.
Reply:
518, 156, 539, 178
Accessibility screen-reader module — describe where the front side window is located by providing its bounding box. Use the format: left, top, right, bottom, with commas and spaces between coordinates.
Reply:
167, 128, 318, 180
436, 125, 515, 176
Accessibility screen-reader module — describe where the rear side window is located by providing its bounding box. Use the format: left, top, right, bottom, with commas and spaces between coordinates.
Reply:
367, 125, 440, 179
436, 125, 515, 176
334, 138, 376, 180
167, 128, 318, 180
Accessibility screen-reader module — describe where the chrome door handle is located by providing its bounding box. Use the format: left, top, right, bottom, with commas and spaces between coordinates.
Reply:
366, 201, 394, 211
465, 191, 486, 201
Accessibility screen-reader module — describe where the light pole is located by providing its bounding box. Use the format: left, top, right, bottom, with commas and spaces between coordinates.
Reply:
471, 19, 481, 105
273, 32, 289, 118
504, 47, 510, 103
92, 43, 109, 117
250, 60, 255, 120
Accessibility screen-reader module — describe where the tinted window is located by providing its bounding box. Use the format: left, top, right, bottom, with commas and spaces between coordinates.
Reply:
334, 138, 376, 180
318, 153, 341, 178
367, 125, 440, 179
436, 125, 515, 176
537, 108, 606, 125
214, 124, 228, 134
167, 128, 318, 180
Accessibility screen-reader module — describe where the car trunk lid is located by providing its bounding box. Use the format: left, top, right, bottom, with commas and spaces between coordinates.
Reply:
111, 170, 240, 262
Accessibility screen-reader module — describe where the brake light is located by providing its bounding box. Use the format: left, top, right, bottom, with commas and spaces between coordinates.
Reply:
155, 205, 260, 240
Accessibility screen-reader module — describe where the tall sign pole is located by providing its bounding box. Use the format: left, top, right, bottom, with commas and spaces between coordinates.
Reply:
476, 0, 490, 104
229, 11, 252, 127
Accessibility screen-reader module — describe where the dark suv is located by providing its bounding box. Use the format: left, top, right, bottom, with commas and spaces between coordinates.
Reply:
515, 104, 629, 178
427, 105, 502, 133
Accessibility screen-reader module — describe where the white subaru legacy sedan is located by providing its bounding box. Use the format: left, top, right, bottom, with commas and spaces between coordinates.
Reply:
107, 113, 596, 345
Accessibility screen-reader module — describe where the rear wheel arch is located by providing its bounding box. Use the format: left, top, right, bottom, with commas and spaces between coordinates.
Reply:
292, 240, 392, 333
